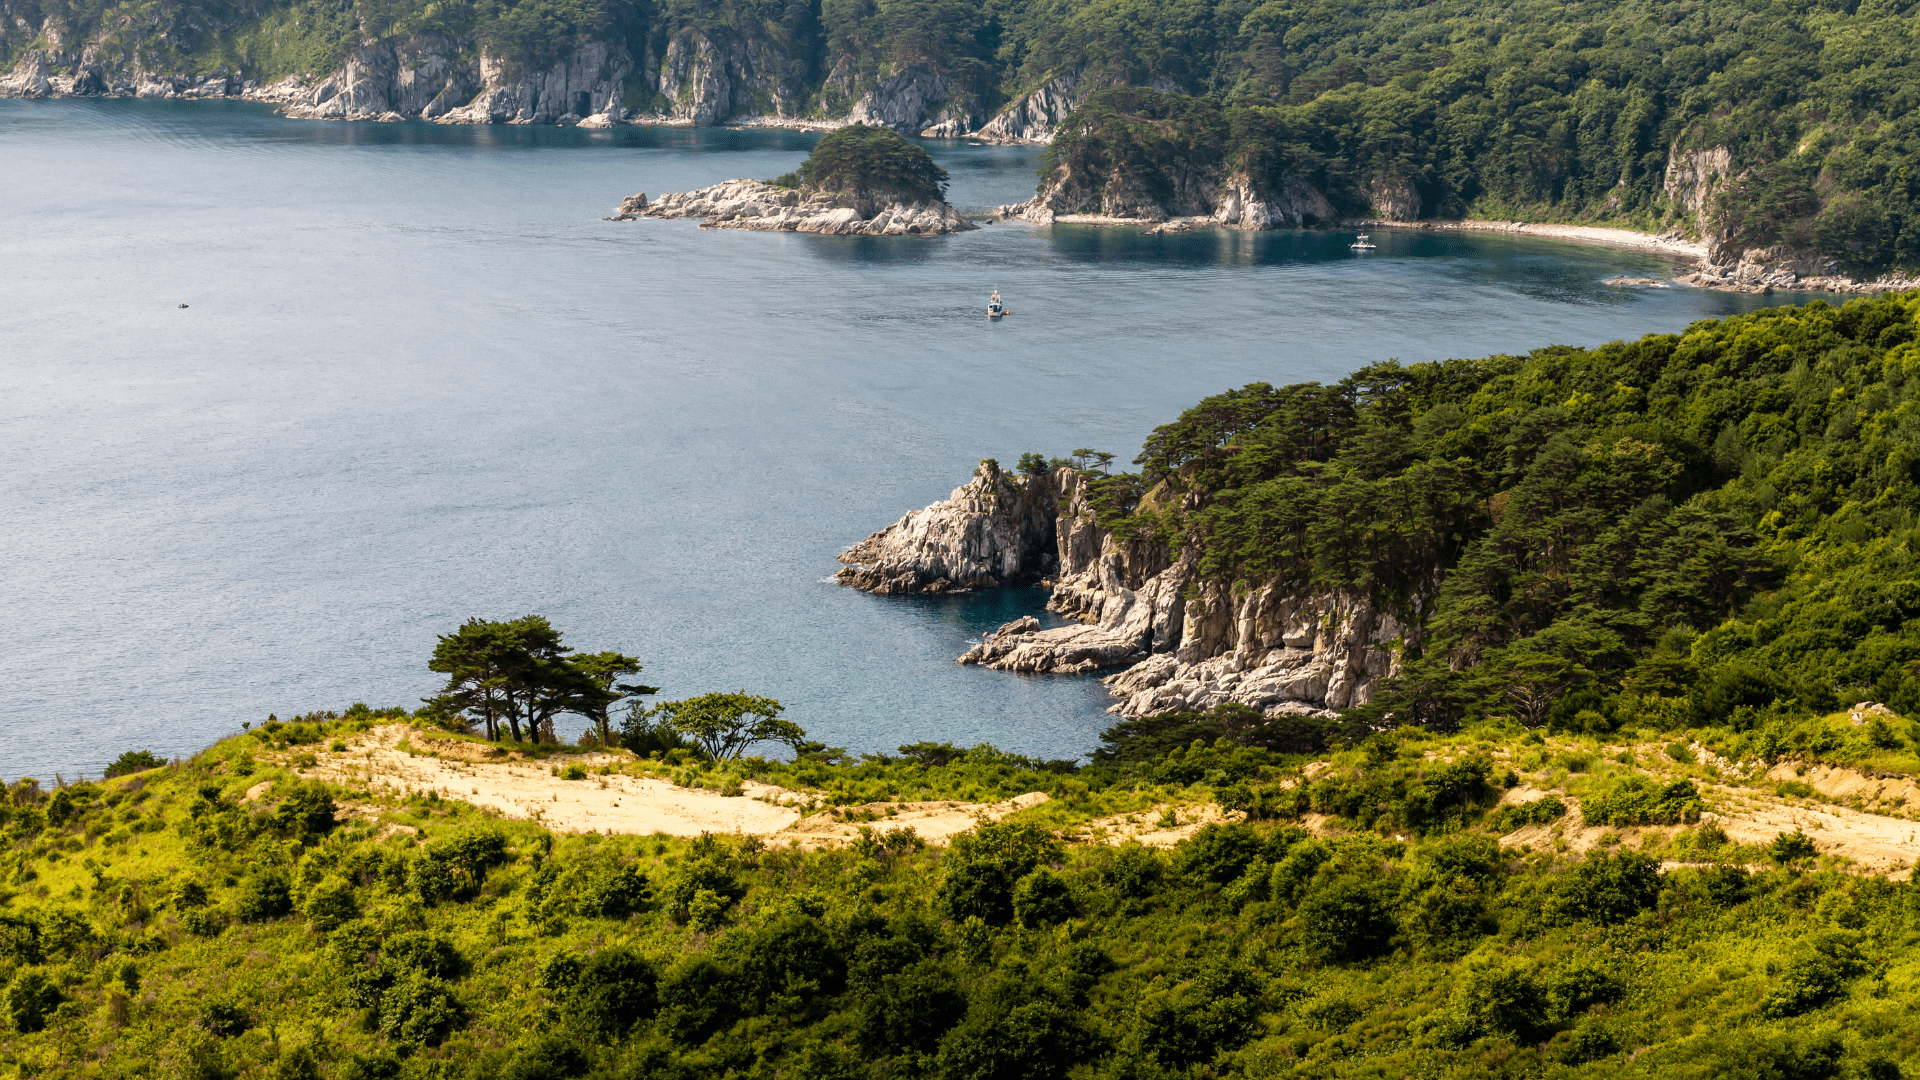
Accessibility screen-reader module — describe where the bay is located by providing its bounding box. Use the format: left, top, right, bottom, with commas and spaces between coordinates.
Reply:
0, 99, 1805, 778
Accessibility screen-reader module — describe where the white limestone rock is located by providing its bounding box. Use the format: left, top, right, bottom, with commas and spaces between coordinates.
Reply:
618, 179, 977, 235
834, 461, 1061, 594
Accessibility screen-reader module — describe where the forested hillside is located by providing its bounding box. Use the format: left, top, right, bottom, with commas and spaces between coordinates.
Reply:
10, 0, 1920, 268
1079, 290, 1920, 752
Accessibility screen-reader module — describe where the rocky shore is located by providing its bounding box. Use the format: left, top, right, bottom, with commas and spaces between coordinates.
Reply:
613, 180, 976, 235
839, 464, 1413, 719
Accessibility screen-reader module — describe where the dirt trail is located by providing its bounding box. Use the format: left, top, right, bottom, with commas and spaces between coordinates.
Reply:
293, 726, 1051, 847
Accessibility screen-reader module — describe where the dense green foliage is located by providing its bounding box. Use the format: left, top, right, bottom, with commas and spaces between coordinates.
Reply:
16, 0, 1920, 269
2, 715, 1918, 1080
1095, 292, 1920, 751
795, 123, 950, 204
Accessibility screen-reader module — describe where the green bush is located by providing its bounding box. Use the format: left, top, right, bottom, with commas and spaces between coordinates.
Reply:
938, 822, 1062, 926
1581, 777, 1704, 827
104, 750, 165, 778
378, 971, 466, 1046
1298, 877, 1396, 963
3, 969, 61, 1033
235, 871, 293, 922
1762, 933, 1867, 1017
1011, 868, 1074, 928
1549, 851, 1660, 925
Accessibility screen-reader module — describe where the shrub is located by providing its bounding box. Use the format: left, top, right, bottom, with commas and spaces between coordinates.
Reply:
853, 960, 967, 1056
1176, 822, 1263, 885
1762, 932, 1866, 1017
935, 992, 1102, 1080
378, 971, 466, 1046
1581, 777, 1703, 826
578, 864, 651, 918
1012, 868, 1075, 928
3, 969, 62, 1033
200, 999, 250, 1037
1132, 966, 1261, 1067
105, 750, 165, 778
501, 1031, 590, 1080
1098, 844, 1163, 903
0, 915, 43, 965
304, 875, 359, 931
657, 955, 738, 1043
1549, 851, 1660, 925
271, 782, 337, 838
1457, 960, 1547, 1042
1298, 877, 1395, 963
1771, 829, 1819, 865
235, 872, 293, 922
939, 822, 1063, 926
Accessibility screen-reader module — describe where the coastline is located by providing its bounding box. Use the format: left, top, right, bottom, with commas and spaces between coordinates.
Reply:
1349, 217, 1708, 261
1005, 209, 1920, 296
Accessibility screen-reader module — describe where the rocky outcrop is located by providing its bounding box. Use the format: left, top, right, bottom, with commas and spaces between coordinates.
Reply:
834, 463, 1417, 716
834, 461, 1061, 594
1366, 176, 1421, 221
1001, 167, 1333, 230
616, 180, 977, 235
968, 74, 1080, 142
1663, 144, 1732, 241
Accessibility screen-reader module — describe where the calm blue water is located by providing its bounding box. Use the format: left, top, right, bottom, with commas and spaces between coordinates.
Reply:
2, 99, 1808, 779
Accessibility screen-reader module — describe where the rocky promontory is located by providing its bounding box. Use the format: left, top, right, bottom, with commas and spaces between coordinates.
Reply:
843, 462, 1414, 718
614, 180, 975, 235
835, 460, 1059, 594
616, 124, 978, 236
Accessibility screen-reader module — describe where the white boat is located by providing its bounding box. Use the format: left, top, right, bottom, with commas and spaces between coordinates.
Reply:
987, 290, 1010, 318
1350, 233, 1377, 251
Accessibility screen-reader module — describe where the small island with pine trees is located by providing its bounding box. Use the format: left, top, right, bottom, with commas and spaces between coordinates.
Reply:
613, 125, 976, 236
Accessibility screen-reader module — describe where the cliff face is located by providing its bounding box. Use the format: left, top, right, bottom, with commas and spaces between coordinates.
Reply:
851, 464, 1415, 718
834, 461, 1058, 594
0, 3, 1068, 140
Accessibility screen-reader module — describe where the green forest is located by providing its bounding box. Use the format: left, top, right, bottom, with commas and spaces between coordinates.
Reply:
7, 296, 1920, 1078
12, 0, 1920, 269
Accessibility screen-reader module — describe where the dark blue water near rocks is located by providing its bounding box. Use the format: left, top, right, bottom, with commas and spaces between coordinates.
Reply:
2, 98, 1812, 778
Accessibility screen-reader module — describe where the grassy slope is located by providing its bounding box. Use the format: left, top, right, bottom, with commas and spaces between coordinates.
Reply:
4, 710, 1920, 1078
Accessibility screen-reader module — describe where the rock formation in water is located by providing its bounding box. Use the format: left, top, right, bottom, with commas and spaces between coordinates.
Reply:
835, 461, 1059, 593
846, 462, 1414, 718
994, 87, 1340, 231
615, 181, 976, 235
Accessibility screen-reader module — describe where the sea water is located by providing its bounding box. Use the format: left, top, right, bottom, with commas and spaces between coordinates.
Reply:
0, 99, 1807, 777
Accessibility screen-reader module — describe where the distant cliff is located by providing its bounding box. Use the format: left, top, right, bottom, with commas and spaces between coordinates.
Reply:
0, 0, 1093, 139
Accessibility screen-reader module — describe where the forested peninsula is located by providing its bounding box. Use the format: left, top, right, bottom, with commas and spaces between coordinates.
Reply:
10, 0, 1920, 274
9, 296, 1920, 1079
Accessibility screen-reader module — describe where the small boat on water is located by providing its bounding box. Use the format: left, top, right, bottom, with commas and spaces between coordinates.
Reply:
987, 290, 1011, 318
1350, 233, 1377, 251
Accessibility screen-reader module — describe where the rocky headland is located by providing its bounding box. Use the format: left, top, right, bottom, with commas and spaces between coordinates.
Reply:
615, 124, 977, 236
614, 180, 975, 235
839, 463, 1414, 720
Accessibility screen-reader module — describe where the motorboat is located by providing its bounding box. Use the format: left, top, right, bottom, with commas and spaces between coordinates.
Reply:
1350, 233, 1377, 250
987, 290, 1010, 318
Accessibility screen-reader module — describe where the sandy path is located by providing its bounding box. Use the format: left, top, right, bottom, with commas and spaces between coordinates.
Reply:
292, 725, 1052, 846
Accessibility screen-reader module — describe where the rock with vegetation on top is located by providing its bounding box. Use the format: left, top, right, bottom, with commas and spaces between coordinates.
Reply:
615, 124, 977, 235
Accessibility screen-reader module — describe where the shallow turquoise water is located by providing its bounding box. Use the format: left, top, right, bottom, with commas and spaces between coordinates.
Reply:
0, 99, 1809, 777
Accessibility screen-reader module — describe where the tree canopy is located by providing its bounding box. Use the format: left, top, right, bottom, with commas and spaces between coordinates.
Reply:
797, 123, 950, 206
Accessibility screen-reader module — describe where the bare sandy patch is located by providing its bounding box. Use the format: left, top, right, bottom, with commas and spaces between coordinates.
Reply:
302, 725, 803, 838
1072, 802, 1247, 847
784, 793, 1052, 847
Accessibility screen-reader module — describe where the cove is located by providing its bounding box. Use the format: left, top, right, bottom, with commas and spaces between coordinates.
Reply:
1, 98, 1817, 778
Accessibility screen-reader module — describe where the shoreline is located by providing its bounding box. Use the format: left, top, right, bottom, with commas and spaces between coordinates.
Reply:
1004, 209, 1920, 296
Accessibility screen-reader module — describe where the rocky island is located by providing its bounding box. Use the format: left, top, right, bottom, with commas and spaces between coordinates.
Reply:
614, 124, 976, 236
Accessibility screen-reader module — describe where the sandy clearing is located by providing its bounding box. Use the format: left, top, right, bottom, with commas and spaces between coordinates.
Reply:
303, 726, 803, 838
1072, 802, 1248, 847
1764, 761, 1920, 815
282, 726, 1052, 847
